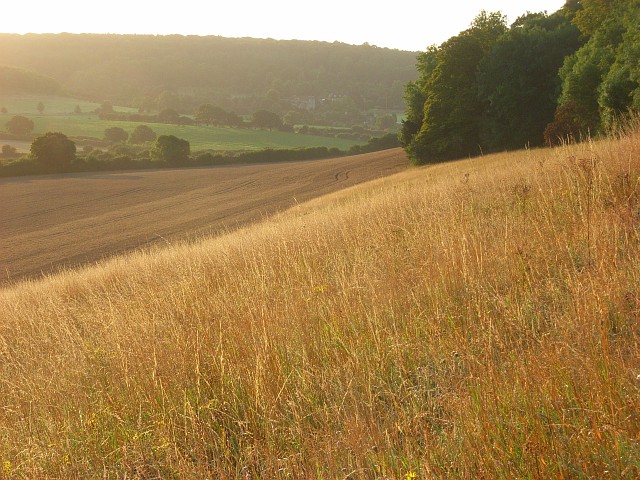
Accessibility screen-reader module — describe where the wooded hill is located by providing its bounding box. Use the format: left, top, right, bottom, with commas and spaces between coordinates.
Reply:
0, 34, 417, 117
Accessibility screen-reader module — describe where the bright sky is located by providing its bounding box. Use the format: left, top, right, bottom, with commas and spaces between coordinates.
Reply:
1, 1, 567, 52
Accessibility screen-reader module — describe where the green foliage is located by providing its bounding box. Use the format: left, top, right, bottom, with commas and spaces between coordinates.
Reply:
103, 126, 128, 143
412, 35, 485, 162
30, 132, 76, 171
194, 104, 241, 126
252, 110, 283, 130
399, 47, 436, 149
477, 12, 582, 149
5, 115, 34, 136
151, 135, 190, 164
129, 125, 156, 144
402, 2, 640, 162
551, 0, 640, 136
157, 108, 180, 124
408, 12, 507, 164
572, 0, 621, 36
348, 133, 400, 155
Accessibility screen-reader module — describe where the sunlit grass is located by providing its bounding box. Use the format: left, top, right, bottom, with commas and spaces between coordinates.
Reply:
1, 125, 639, 478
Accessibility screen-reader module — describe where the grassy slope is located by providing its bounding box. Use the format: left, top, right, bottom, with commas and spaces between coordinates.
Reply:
1, 128, 639, 478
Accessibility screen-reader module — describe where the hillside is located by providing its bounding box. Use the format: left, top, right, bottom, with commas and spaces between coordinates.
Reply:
0, 34, 417, 116
1, 123, 639, 477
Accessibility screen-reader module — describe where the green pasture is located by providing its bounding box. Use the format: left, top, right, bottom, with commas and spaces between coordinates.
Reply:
0, 95, 361, 151
0, 94, 358, 151
1, 117, 360, 152
0, 94, 136, 115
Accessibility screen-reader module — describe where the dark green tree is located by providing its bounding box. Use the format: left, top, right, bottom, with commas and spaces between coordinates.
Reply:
158, 108, 180, 124
549, 0, 639, 136
406, 12, 507, 164
573, 0, 621, 36
6, 115, 35, 136
30, 132, 76, 171
104, 126, 129, 143
399, 46, 437, 149
151, 135, 190, 164
129, 125, 156, 144
37, 101, 45, 114
477, 12, 582, 149
194, 104, 241, 126
252, 110, 283, 130
598, 3, 640, 128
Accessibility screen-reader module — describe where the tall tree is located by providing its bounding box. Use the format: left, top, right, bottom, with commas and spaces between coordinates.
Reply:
252, 110, 283, 130
30, 132, 76, 171
477, 12, 582, 149
548, 0, 639, 138
104, 126, 129, 143
152, 135, 190, 164
194, 104, 241, 126
408, 11, 507, 164
572, 0, 620, 36
129, 125, 156, 144
399, 46, 437, 150
6, 115, 35, 136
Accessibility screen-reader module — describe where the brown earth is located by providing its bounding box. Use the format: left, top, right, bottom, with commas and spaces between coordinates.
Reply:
0, 148, 408, 284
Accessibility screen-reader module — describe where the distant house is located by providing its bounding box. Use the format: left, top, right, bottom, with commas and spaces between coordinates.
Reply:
290, 96, 316, 111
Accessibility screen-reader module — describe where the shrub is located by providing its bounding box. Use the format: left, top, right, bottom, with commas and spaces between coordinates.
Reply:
104, 127, 129, 143
151, 135, 190, 164
5, 115, 34, 136
129, 125, 157, 144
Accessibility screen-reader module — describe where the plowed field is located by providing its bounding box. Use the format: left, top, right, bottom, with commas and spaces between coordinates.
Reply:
1, 148, 408, 283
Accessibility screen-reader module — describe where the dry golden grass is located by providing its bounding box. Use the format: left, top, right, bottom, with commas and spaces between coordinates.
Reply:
1, 127, 640, 478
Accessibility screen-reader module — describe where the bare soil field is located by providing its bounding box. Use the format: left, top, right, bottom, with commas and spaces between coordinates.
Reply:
0, 148, 407, 284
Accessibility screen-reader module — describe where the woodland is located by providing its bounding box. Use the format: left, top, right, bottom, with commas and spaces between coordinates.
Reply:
401, 0, 640, 163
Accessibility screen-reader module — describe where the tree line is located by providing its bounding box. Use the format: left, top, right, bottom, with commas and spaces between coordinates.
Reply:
401, 0, 639, 164
1, 126, 400, 177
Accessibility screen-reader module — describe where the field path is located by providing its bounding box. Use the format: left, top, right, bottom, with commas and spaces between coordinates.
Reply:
1, 148, 407, 283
